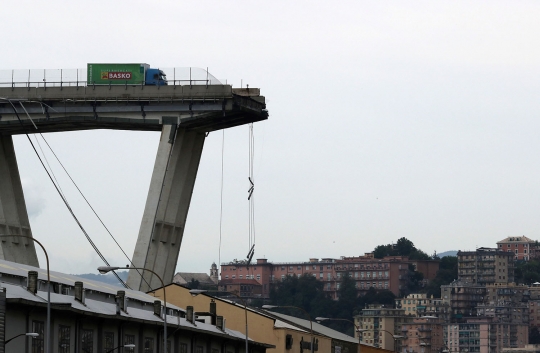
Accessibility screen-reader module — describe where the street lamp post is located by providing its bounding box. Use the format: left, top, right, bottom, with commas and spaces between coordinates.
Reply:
105, 344, 136, 353
263, 305, 314, 353
315, 317, 367, 353
5, 332, 39, 345
0, 235, 50, 353
98, 266, 167, 353
378, 329, 404, 353
189, 289, 249, 353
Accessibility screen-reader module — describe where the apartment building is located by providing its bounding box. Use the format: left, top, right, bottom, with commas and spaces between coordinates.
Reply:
441, 280, 487, 321
395, 293, 450, 321
497, 237, 537, 261
355, 305, 411, 352
444, 320, 490, 353
401, 317, 444, 353
457, 248, 515, 285
221, 255, 439, 299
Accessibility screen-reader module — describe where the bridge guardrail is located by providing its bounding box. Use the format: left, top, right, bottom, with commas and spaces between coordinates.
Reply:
0, 67, 223, 88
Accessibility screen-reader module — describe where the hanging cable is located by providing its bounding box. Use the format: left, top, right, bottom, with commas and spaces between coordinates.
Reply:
218, 129, 225, 269
246, 123, 255, 266
38, 133, 152, 290
5, 99, 128, 288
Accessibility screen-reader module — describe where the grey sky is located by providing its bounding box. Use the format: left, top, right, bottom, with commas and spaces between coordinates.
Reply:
3, 1, 540, 275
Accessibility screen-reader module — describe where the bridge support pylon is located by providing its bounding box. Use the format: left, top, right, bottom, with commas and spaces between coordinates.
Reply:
127, 125, 205, 292
0, 136, 39, 266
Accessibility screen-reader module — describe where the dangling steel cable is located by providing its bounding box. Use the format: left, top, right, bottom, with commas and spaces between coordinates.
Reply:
5, 99, 128, 288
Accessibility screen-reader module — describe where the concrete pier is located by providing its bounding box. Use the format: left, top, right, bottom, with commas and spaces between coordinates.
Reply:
0, 136, 39, 266
127, 126, 205, 292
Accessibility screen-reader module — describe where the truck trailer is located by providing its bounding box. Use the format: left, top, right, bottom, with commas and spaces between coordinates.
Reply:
87, 63, 167, 86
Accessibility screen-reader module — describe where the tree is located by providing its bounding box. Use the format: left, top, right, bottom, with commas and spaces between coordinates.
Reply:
187, 278, 200, 289
396, 237, 416, 256
531, 327, 540, 344
424, 256, 458, 297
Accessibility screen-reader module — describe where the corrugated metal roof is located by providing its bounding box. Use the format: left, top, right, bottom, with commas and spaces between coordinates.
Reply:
0, 259, 182, 311
265, 311, 358, 344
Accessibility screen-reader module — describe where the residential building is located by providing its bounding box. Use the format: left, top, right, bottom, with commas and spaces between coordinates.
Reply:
443, 320, 490, 353
395, 293, 450, 321
497, 237, 537, 261
218, 278, 263, 298
529, 300, 540, 328
401, 316, 444, 353
355, 304, 411, 352
441, 280, 487, 321
221, 255, 439, 299
457, 248, 515, 285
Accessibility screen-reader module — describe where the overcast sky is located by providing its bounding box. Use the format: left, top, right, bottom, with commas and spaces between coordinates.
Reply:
3, 1, 540, 276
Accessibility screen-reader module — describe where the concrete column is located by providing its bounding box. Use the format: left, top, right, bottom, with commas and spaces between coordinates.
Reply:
127, 125, 205, 292
0, 136, 39, 267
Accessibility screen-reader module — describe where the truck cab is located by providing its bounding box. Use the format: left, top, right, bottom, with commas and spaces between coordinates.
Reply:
145, 68, 167, 86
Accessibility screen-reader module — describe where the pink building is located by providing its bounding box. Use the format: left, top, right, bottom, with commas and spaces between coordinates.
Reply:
220, 255, 440, 299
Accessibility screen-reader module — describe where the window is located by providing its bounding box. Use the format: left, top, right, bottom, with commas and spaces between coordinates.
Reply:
320, 273, 323, 278
104, 332, 114, 353
124, 334, 135, 353
32, 321, 44, 353
281, 266, 285, 270
361, 272, 365, 279
180, 343, 188, 353
313, 265, 316, 270
327, 283, 331, 290
337, 283, 341, 289
58, 325, 70, 353
281, 275, 285, 280
355, 272, 358, 278
239, 275, 243, 279
232, 275, 235, 279
297, 266, 302, 270
81, 329, 93, 353
145, 337, 155, 353
225, 275, 229, 279
306, 266, 310, 270
195, 346, 204, 353
337, 273, 341, 279
327, 273, 332, 280
289, 266, 293, 270
256, 274, 261, 280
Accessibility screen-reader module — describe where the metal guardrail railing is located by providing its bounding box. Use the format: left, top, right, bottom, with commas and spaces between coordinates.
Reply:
0, 67, 224, 88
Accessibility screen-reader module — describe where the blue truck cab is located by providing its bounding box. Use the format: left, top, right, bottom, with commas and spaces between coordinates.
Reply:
146, 68, 168, 86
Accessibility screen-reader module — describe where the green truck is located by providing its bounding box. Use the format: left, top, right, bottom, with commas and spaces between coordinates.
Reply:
87, 63, 167, 85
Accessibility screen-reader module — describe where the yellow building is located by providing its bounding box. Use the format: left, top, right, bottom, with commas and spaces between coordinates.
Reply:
152, 283, 393, 353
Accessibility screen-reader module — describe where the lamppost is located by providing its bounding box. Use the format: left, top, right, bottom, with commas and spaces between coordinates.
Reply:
378, 329, 404, 353
262, 305, 314, 353
189, 289, 249, 353
0, 235, 50, 353
5, 332, 39, 344
315, 317, 367, 353
98, 266, 167, 353
105, 344, 136, 353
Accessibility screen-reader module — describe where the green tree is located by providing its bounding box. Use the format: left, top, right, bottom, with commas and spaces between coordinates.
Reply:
187, 278, 200, 289
396, 237, 416, 256
530, 327, 540, 344
424, 256, 458, 297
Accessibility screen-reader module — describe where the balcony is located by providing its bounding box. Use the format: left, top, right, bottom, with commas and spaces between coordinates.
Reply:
418, 328, 432, 332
